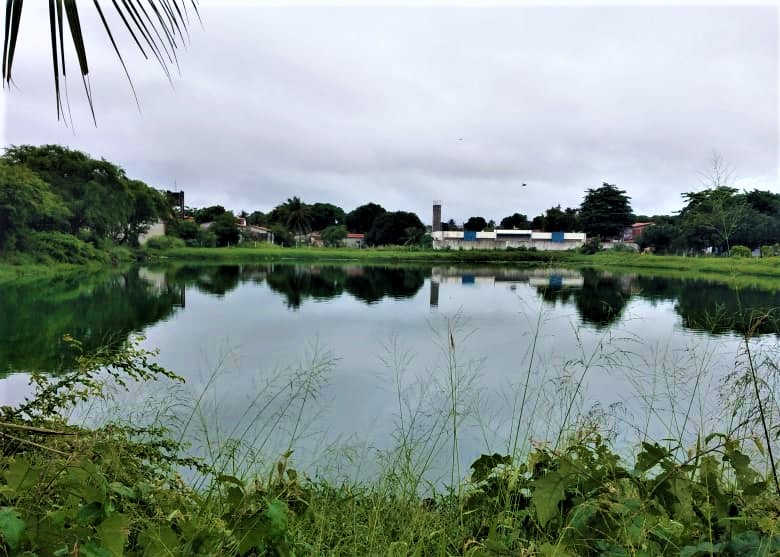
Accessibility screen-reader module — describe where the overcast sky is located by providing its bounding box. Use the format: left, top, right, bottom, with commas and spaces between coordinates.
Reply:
1, 3, 778, 224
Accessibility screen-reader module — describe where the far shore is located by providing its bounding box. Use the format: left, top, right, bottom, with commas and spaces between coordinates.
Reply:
3, 246, 779, 290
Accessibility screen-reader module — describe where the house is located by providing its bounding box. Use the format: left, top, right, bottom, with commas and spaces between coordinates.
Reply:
623, 222, 655, 242
240, 224, 274, 244
344, 233, 365, 248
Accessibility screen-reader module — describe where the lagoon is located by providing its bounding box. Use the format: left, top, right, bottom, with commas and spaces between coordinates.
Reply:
2, 263, 778, 481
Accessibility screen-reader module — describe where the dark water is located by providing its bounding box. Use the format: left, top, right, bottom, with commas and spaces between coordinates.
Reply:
2, 263, 778, 478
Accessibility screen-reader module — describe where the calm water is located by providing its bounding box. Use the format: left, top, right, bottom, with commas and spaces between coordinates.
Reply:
2, 263, 779, 480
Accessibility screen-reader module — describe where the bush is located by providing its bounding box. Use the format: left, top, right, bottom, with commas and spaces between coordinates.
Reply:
144, 235, 186, 250
24, 231, 105, 264
580, 237, 601, 255
761, 244, 780, 257
611, 242, 637, 253
729, 245, 751, 258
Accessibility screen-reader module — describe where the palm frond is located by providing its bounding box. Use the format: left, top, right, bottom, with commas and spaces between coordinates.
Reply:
2, 0, 200, 122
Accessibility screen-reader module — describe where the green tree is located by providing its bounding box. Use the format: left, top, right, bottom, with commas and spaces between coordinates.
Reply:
636, 223, 681, 254
211, 213, 240, 247
247, 211, 267, 226
579, 183, 633, 240
443, 218, 460, 231
345, 203, 387, 234
0, 162, 69, 251
270, 224, 294, 247
279, 197, 312, 241
2, 145, 166, 245
124, 180, 169, 247
499, 213, 530, 229
309, 203, 346, 231
193, 205, 227, 224
167, 219, 201, 246
542, 205, 579, 232
365, 211, 424, 246
464, 216, 488, 232
679, 187, 746, 252
320, 225, 347, 247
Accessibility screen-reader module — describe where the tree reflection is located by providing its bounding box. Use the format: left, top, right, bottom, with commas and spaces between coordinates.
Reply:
539, 270, 629, 328
265, 266, 346, 309
0, 269, 183, 375
345, 267, 428, 304
539, 270, 780, 335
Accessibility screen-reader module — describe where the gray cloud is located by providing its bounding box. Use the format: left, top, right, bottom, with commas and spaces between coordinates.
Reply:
3, 5, 777, 224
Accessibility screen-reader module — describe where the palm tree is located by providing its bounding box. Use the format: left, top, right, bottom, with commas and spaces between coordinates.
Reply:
2, 1, 200, 123
283, 197, 312, 246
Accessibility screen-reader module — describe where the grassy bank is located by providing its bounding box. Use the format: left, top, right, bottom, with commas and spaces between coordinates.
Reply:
0, 261, 109, 284
151, 245, 780, 283
155, 245, 568, 265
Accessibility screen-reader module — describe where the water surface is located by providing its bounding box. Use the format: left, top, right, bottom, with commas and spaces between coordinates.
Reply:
2, 263, 777, 480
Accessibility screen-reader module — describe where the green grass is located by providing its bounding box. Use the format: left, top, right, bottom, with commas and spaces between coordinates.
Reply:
154, 245, 567, 265
148, 245, 780, 288
0, 261, 107, 284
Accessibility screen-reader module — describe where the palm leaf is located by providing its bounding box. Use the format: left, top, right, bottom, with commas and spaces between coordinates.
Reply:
2, 0, 200, 122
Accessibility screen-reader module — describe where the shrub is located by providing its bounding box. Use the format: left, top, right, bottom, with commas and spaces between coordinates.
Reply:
579, 237, 601, 255
761, 244, 780, 257
24, 231, 104, 264
611, 242, 637, 253
729, 245, 751, 258
144, 235, 186, 250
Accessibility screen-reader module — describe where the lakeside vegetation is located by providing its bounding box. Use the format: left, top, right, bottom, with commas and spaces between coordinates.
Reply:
3, 326, 780, 556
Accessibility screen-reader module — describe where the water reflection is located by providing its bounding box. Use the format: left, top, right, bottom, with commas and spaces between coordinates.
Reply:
3, 263, 780, 376
0, 268, 184, 375
429, 266, 780, 335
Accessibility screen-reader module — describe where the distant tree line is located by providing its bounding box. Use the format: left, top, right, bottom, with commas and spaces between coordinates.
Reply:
169, 198, 429, 248
5, 144, 780, 257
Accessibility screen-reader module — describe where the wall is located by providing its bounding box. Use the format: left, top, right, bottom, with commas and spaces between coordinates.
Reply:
138, 220, 166, 245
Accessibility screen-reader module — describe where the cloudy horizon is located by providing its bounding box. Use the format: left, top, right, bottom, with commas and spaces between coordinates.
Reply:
2, 4, 778, 225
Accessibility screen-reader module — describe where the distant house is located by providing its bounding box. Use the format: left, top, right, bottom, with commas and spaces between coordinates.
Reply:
344, 233, 365, 248
624, 222, 655, 242
241, 224, 274, 244
307, 231, 323, 247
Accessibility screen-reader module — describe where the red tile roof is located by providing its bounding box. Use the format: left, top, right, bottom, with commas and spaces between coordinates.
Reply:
346, 233, 364, 239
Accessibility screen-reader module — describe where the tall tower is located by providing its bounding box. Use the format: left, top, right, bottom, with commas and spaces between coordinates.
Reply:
432, 201, 442, 232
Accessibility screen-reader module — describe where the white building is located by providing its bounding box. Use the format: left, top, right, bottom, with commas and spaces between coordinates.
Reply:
431, 229, 586, 251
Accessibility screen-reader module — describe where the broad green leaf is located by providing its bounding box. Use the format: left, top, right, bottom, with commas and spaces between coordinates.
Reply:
97, 513, 130, 556
724, 446, 757, 489
265, 499, 288, 538
0, 507, 25, 550
79, 541, 113, 557
680, 541, 723, 557
743, 481, 768, 496
532, 470, 567, 527
138, 525, 180, 557
634, 442, 670, 474
108, 481, 135, 499
77, 501, 105, 526
2, 458, 39, 494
